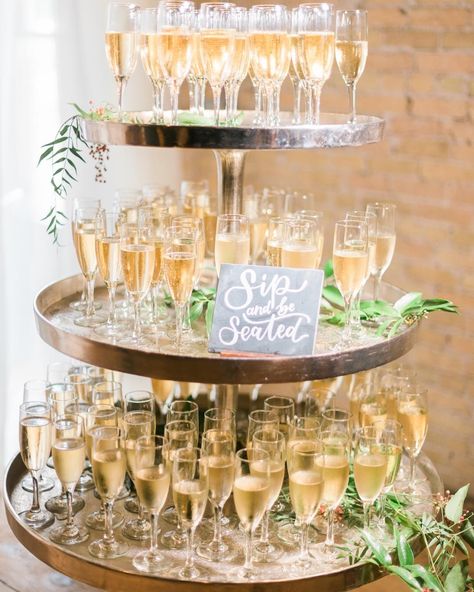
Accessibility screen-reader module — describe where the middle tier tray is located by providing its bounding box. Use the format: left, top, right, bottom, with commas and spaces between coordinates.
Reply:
35, 274, 419, 384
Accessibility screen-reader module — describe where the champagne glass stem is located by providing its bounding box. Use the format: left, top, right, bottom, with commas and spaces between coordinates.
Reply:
108, 285, 117, 325
188, 77, 196, 112
184, 527, 195, 572
116, 78, 127, 120
65, 489, 75, 528
264, 84, 274, 127
362, 501, 371, 530
348, 81, 357, 124
260, 510, 270, 544
374, 272, 382, 301
86, 278, 96, 318
104, 501, 115, 545
169, 80, 180, 125
311, 83, 322, 125
271, 84, 281, 127
211, 86, 222, 126
224, 81, 232, 123
243, 528, 253, 574
325, 508, 335, 548
291, 78, 301, 124
213, 505, 223, 547
232, 83, 239, 122
409, 454, 416, 491
198, 78, 206, 116
343, 291, 357, 342
133, 301, 141, 340
151, 284, 161, 324
152, 81, 164, 123
349, 291, 362, 336
378, 491, 387, 520
150, 511, 159, 555
304, 83, 312, 124
175, 303, 185, 349
253, 83, 262, 125
299, 522, 310, 562
30, 472, 40, 514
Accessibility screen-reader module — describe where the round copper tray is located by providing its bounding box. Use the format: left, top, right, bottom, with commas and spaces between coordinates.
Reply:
34, 274, 419, 384
82, 111, 384, 151
4, 453, 441, 592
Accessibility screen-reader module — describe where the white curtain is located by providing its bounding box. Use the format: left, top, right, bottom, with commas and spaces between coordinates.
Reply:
0, 0, 183, 462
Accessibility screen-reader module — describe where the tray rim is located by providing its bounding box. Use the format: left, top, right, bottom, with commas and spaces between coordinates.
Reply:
34, 274, 420, 385
4, 452, 428, 592
81, 111, 384, 151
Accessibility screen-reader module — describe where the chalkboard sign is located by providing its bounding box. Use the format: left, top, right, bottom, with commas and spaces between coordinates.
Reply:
208, 264, 324, 356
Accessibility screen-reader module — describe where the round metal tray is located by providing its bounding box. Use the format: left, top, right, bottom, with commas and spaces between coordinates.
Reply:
34, 274, 419, 384
4, 453, 441, 592
81, 111, 384, 151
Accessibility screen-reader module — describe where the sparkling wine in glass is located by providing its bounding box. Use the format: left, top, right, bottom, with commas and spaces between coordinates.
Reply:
366, 202, 396, 301
249, 4, 291, 127
224, 7, 250, 125
281, 218, 322, 269
296, 3, 335, 125
335, 10, 368, 124
214, 214, 250, 276
105, 2, 140, 119
140, 8, 166, 123
19, 401, 54, 529
133, 436, 172, 573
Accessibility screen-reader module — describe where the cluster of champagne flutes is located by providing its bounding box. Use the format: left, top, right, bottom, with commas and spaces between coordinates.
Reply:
105, 1, 368, 126
18, 358, 428, 579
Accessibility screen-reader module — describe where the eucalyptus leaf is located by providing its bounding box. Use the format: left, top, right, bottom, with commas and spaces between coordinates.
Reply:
360, 299, 398, 317
394, 292, 422, 314
461, 517, 474, 549
405, 565, 443, 592
360, 530, 392, 566
445, 559, 468, 592
324, 259, 334, 279
445, 484, 470, 523
387, 566, 423, 590
395, 528, 414, 566
323, 285, 344, 308
189, 301, 204, 322
205, 299, 215, 336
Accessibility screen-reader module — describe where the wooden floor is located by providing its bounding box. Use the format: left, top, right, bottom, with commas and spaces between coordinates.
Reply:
0, 499, 410, 592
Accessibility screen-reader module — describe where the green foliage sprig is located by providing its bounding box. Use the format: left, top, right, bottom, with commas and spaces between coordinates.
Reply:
164, 288, 216, 336
322, 260, 458, 337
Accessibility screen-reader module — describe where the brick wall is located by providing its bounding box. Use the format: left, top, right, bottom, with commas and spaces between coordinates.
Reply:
182, 0, 474, 499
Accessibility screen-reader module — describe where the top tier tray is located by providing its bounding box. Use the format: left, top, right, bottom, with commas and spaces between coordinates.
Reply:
35, 274, 419, 385
82, 111, 384, 151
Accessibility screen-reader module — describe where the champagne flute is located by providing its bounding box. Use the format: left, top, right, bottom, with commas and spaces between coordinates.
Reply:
332, 219, 369, 347
359, 387, 388, 431
89, 426, 129, 559
173, 447, 209, 579
247, 410, 279, 448
92, 381, 123, 409
66, 368, 93, 404
167, 400, 199, 435
345, 210, 377, 337
252, 429, 286, 563
397, 387, 428, 494
124, 390, 156, 434
288, 415, 320, 449
354, 426, 387, 530
289, 8, 305, 124
19, 401, 54, 529
122, 410, 155, 540
151, 378, 176, 409
287, 441, 324, 571
49, 415, 89, 545
266, 217, 284, 266
21, 381, 54, 493
215, 214, 250, 276
161, 419, 197, 547
373, 419, 403, 523
233, 448, 270, 579
224, 7, 249, 125
197, 430, 236, 561
95, 211, 123, 337
199, 3, 236, 126
163, 224, 197, 352
336, 10, 368, 124
157, 0, 194, 125
73, 207, 107, 328
284, 190, 317, 215
366, 202, 396, 301
84, 406, 123, 531
140, 8, 166, 123
296, 210, 324, 266
263, 396, 295, 442
296, 3, 335, 125
304, 386, 334, 418
87, 366, 120, 386
249, 4, 291, 127
311, 431, 350, 561
133, 435, 172, 573
120, 221, 155, 345
105, 2, 139, 119
203, 407, 236, 440
281, 218, 322, 269
46, 361, 78, 384
321, 407, 352, 436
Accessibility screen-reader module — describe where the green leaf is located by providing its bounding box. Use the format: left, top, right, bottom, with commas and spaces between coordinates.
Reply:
445, 559, 468, 592
360, 299, 398, 317
445, 484, 470, 523
70, 146, 87, 163
395, 528, 414, 566
376, 317, 395, 337
360, 530, 392, 566
405, 565, 443, 592
38, 145, 54, 164
387, 566, 423, 591
324, 259, 334, 279
189, 301, 204, 322
326, 311, 345, 326
205, 300, 215, 336
41, 136, 68, 147
70, 102, 90, 118
41, 206, 55, 221
461, 517, 474, 549
322, 285, 344, 308
394, 292, 423, 314
388, 317, 404, 338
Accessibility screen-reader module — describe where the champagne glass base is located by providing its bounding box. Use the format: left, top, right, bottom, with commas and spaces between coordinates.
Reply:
277, 522, 318, 546
74, 313, 108, 328
69, 300, 102, 312
161, 505, 178, 526
86, 509, 124, 531
21, 475, 54, 493
253, 540, 284, 563
310, 542, 347, 565
94, 322, 127, 338
124, 495, 140, 514
19, 508, 55, 530
49, 524, 89, 545
45, 493, 85, 518
88, 537, 129, 559
75, 471, 95, 492
174, 564, 209, 581
133, 550, 170, 574
200, 513, 239, 535
122, 518, 151, 541
196, 537, 238, 562
160, 528, 189, 550
94, 484, 130, 501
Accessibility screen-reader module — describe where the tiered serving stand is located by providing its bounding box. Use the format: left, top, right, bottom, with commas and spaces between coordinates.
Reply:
4, 111, 440, 591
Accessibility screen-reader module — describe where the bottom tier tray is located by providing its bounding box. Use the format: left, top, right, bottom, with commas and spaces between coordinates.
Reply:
4, 453, 442, 592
